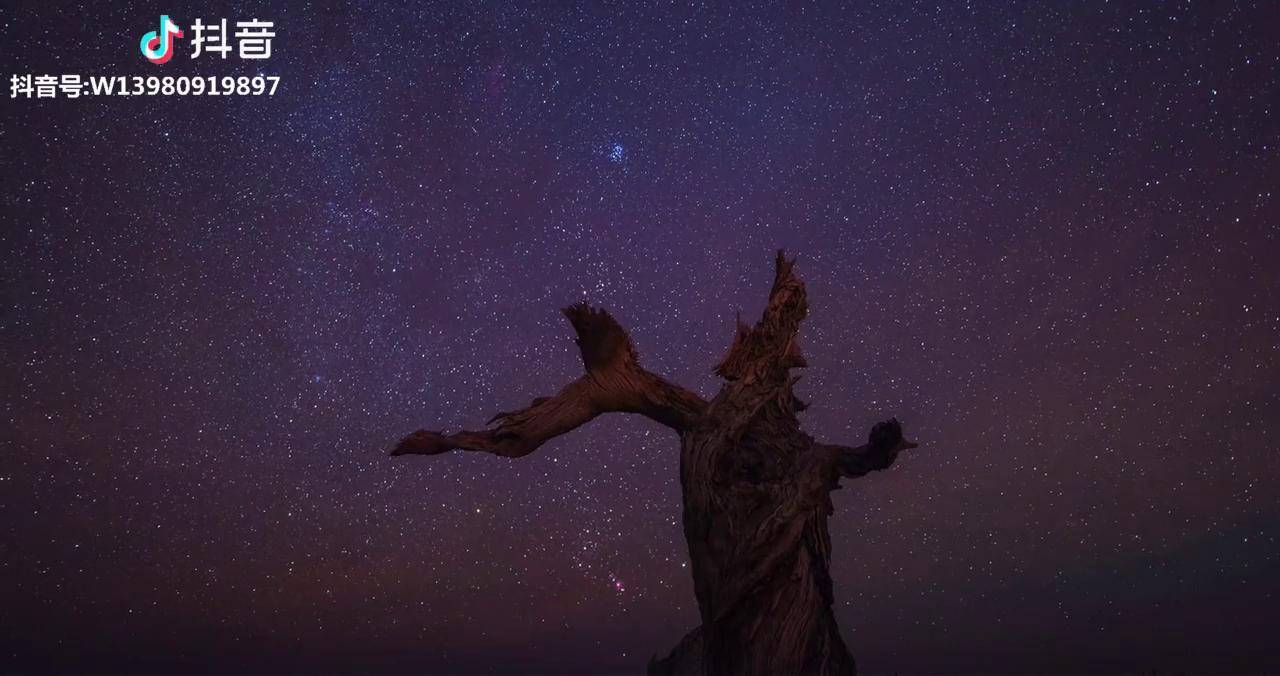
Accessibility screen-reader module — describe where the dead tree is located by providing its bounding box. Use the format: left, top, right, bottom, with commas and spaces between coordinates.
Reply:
392, 252, 917, 675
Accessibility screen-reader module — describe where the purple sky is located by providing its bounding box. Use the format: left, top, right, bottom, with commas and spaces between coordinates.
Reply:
3, 2, 1279, 673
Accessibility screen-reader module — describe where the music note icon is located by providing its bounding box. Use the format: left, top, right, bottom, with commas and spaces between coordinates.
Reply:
139, 15, 184, 65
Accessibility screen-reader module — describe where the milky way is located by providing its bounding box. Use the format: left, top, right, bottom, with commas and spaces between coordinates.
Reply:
3, 3, 1279, 673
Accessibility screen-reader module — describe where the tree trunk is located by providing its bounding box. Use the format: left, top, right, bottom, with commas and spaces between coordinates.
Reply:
393, 252, 915, 676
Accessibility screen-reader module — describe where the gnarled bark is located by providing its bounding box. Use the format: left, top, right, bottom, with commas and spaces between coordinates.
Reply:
393, 252, 916, 675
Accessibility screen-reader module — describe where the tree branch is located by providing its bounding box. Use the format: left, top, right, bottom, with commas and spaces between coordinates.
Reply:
817, 418, 918, 484
714, 250, 808, 382
391, 303, 707, 458
696, 251, 810, 452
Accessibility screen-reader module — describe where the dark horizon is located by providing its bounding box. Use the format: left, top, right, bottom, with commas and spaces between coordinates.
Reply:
3, 2, 1278, 674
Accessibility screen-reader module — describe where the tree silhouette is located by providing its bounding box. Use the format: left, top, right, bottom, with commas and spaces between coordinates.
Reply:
393, 252, 917, 675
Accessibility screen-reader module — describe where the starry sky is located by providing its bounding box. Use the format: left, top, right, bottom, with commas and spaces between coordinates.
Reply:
3, 2, 1279, 674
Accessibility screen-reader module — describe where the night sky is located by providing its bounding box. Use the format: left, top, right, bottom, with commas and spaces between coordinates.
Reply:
3, 2, 1279, 674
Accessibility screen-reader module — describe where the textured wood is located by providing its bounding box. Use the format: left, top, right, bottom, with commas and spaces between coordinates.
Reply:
393, 252, 915, 675
392, 303, 706, 458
